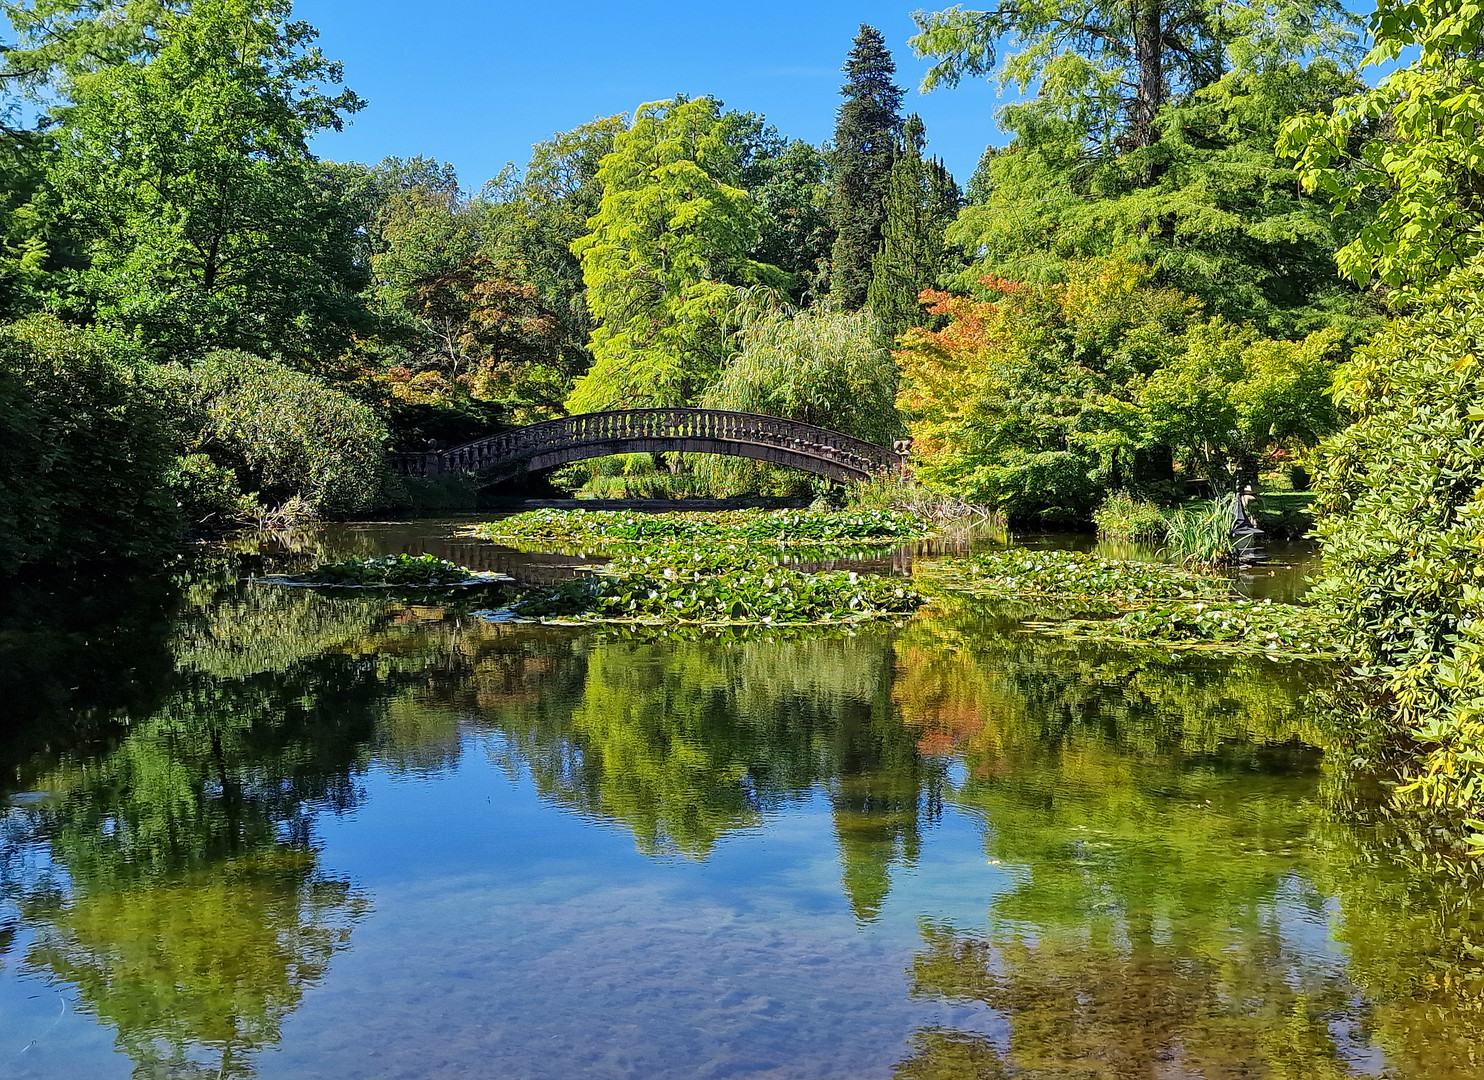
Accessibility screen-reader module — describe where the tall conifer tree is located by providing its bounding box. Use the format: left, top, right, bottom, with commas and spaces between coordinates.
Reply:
867, 116, 961, 339
828, 25, 903, 310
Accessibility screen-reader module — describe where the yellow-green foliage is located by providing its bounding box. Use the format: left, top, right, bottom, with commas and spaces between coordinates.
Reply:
692, 304, 902, 496
1092, 491, 1167, 541
566, 97, 784, 413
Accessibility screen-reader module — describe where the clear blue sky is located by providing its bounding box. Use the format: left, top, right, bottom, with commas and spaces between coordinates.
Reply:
296, 0, 1007, 190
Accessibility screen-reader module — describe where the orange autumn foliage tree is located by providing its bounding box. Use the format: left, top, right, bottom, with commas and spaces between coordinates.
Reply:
894, 257, 1344, 522
895, 259, 1195, 521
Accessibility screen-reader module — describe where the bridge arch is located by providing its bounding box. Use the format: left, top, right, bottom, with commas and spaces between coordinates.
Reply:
391, 408, 906, 487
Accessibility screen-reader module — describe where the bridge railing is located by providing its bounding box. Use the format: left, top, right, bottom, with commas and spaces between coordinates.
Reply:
393, 409, 904, 479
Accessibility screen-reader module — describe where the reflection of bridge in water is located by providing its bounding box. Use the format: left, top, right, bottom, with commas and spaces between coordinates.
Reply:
391, 409, 908, 487
333, 528, 982, 587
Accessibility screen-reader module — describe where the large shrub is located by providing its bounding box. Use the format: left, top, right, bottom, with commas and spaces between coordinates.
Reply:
0, 317, 178, 572
162, 351, 389, 515
1313, 276, 1484, 831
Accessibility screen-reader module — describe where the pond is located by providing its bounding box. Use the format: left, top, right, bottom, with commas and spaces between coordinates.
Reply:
0, 519, 1479, 1079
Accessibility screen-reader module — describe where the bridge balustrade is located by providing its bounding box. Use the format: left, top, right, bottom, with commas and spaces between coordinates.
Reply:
391, 408, 906, 483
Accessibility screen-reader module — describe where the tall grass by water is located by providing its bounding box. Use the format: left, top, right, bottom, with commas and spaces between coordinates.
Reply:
1162, 496, 1239, 568
1094, 491, 1239, 569
1091, 491, 1169, 542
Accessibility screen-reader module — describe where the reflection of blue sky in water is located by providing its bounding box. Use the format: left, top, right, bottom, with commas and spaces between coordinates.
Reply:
266, 750, 1016, 1079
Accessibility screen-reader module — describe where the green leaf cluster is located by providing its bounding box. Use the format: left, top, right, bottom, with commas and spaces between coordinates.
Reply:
512, 563, 922, 629
20, 0, 370, 364
693, 303, 904, 495
896, 259, 1345, 522
296, 553, 473, 587
566, 97, 784, 413
949, 64, 1373, 334
468, 507, 930, 548
1281, 0, 1484, 288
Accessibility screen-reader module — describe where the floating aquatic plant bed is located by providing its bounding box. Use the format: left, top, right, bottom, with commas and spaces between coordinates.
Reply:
491, 562, 923, 629
917, 548, 1343, 661
455, 510, 932, 630
257, 553, 511, 589
464, 508, 933, 549
915, 549, 1230, 610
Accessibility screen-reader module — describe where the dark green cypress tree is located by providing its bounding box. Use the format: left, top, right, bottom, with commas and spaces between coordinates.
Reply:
867, 116, 962, 339
828, 24, 903, 310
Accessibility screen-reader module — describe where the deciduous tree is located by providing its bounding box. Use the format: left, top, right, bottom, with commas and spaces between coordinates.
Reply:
566, 96, 783, 413
28, 0, 369, 363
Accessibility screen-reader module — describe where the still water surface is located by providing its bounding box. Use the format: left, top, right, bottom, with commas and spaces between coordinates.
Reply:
0, 521, 1479, 1078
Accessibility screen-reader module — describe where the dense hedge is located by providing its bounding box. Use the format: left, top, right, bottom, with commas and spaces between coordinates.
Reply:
0, 317, 179, 572
1313, 275, 1484, 834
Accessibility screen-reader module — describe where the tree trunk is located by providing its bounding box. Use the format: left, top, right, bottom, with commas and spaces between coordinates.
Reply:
1131, 0, 1165, 151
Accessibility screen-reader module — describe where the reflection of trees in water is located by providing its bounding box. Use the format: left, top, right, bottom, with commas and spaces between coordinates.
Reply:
3, 662, 387, 1078
172, 565, 387, 681
893, 601, 1329, 764
5, 565, 1483, 1079
0, 559, 440, 1079
0, 569, 179, 781
887, 603, 1484, 1079
898, 923, 1359, 1080
1309, 812, 1484, 1078
479, 632, 948, 914
24, 851, 366, 1080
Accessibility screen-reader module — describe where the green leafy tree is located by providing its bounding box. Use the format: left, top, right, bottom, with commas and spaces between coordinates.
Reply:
1280, 0, 1484, 289
1282, 0, 1484, 840
895, 259, 1343, 521
693, 303, 904, 495
747, 137, 833, 301
370, 189, 562, 422
483, 115, 626, 382
1137, 320, 1344, 483
911, 0, 1357, 153
896, 261, 1190, 519
1307, 276, 1484, 832
828, 25, 904, 310
0, 130, 50, 317
911, 5, 1365, 333
867, 116, 962, 339
28, 0, 368, 364
566, 96, 782, 413
953, 64, 1373, 333
0, 1, 176, 83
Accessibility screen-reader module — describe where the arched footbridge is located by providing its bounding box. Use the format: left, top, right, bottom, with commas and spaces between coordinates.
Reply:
390, 408, 908, 486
